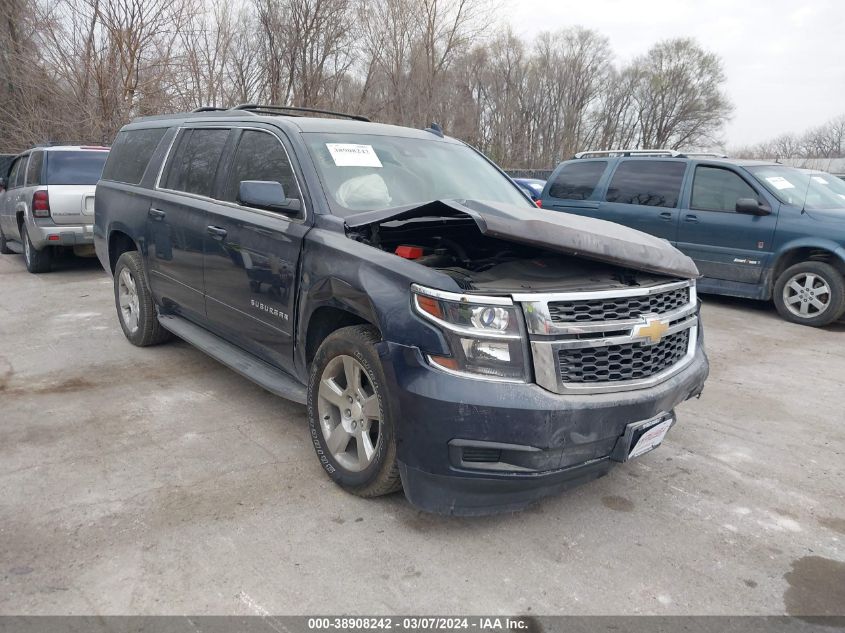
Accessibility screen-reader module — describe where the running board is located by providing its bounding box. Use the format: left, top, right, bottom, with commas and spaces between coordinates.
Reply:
158, 314, 307, 404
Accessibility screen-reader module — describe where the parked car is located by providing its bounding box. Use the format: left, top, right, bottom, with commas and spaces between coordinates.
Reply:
540, 150, 845, 326
95, 106, 708, 515
0, 154, 15, 191
0, 145, 109, 272
513, 177, 545, 203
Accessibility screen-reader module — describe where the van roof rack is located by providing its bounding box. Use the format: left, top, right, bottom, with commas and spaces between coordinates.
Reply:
230, 103, 370, 122
191, 106, 228, 113
573, 149, 728, 159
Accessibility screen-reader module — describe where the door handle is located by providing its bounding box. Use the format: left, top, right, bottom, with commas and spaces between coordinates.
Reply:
207, 225, 228, 240
684, 214, 699, 224
148, 208, 166, 221
659, 211, 672, 220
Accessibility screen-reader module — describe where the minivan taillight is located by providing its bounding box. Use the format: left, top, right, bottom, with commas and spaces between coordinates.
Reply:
32, 190, 50, 217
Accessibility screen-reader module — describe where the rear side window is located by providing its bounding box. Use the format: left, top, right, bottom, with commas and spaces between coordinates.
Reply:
46, 151, 108, 185
548, 161, 607, 200
605, 160, 686, 208
9, 157, 24, 188
25, 151, 43, 186
223, 130, 301, 205
102, 128, 166, 184
691, 166, 759, 212
163, 129, 229, 197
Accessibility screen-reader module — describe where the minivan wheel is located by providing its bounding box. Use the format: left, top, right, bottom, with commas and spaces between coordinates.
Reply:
0, 228, 13, 254
22, 225, 52, 273
307, 325, 402, 498
113, 251, 172, 346
773, 261, 845, 327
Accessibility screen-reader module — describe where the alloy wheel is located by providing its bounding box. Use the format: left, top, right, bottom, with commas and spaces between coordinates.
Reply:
317, 354, 382, 472
782, 272, 832, 319
118, 268, 140, 332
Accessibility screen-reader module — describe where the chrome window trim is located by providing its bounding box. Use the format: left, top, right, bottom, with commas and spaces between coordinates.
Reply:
154, 125, 308, 223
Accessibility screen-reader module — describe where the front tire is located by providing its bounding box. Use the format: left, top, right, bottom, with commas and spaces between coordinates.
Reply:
307, 325, 402, 498
22, 225, 52, 273
773, 261, 845, 327
113, 251, 172, 346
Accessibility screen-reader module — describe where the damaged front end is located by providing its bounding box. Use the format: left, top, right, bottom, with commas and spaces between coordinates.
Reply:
346, 198, 704, 394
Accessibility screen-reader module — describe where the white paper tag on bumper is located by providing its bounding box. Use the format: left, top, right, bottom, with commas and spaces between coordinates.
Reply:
326, 143, 382, 167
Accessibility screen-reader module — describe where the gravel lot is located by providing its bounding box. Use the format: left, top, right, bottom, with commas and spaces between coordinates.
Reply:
1, 252, 843, 616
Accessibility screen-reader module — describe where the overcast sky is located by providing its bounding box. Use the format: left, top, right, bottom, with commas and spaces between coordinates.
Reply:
506, 0, 845, 148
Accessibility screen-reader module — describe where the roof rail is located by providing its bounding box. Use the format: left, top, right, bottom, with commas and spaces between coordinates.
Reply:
231, 103, 370, 122
33, 141, 108, 148
191, 106, 228, 113
676, 152, 729, 159
574, 149, 680, 158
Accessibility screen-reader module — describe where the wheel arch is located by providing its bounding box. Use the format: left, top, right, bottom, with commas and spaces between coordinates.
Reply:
771, 241, 845, 287
107, 228, 139, 273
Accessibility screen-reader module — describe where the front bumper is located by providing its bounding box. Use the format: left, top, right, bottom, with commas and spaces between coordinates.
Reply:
381, 341, 709, 515
26, 216, 94, 249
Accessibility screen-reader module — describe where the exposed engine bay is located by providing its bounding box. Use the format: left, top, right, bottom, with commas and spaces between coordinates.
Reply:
348, 215, 673, 293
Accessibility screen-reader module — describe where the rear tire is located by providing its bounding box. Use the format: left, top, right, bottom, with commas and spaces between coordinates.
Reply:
307, 325, 402, 498
0, 228, 13, 254
773, 261, 845, 327
113, 251, 172, 346
22, 225, 52, 273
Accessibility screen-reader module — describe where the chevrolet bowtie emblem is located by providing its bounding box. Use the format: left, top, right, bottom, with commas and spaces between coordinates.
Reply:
636, 318, 669, 344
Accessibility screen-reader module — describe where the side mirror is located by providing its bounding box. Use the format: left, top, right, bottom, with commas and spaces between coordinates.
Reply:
736, 198, 770, 216
238, 180, 301, 215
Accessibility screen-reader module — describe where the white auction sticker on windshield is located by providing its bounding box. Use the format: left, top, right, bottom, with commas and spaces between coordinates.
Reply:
326, 143, 382, 167
766, 176, 795, 190
812, 176, 829, 185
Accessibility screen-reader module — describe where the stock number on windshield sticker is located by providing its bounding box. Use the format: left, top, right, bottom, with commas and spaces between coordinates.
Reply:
326, 143, 383, 167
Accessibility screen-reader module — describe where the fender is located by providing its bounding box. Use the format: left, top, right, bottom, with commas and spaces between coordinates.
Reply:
763, 238, 845, 299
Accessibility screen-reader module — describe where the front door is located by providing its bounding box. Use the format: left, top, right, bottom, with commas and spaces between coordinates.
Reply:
202, 127, 309, 370
145, 127, 231, 321
676, 164, 777, 284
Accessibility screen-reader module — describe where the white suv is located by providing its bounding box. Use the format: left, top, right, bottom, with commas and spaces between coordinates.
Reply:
0, 145, 109, 273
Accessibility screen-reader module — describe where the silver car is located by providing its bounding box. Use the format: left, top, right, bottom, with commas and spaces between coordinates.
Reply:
0, 145, 109, 273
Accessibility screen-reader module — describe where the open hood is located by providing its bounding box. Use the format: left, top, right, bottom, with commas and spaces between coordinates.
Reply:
345, 199, 699, 279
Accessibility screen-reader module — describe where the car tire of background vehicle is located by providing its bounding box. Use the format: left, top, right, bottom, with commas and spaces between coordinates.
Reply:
113, 251, 172, 346
0, 228, 13, 254
21, 225, 52, 273
773, 261, 845, 327
307, 325, 402, 498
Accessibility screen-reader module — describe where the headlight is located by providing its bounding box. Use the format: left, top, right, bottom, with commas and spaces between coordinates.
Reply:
412, 284, 529, 381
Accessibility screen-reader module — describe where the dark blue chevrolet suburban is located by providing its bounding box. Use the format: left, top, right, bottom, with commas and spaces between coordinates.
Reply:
94, 108, 708, 515
541, 150, 845, 326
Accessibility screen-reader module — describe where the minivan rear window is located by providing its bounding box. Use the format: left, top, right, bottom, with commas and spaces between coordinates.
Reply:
46, 151, 109, 185
548, 161, 607, 200
605, 160, 686, 208
102, 128, 167, 184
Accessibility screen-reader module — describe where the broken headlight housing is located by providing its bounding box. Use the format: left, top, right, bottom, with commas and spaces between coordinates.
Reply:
411, 284, 529, 382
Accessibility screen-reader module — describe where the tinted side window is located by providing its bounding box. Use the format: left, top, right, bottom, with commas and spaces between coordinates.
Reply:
15, 156, 29, 187
224, 130, 301, 206
7, 158, 23, 188
605, 161, 686, 208
691, 166, 759, 212
26, 151, 43, 186
102, 128, 167, 184
548, 161, 607, 200
163, 129, 229, 196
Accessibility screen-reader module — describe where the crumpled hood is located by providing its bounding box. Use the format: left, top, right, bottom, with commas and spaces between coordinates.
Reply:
345, 199, 700, 279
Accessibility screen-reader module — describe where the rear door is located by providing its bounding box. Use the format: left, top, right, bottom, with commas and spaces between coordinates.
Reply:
0, 156, 25, 237
146, 127, 231, 321
597, 159, 687, 241
676, 164, 777, 283
5, 155, 29, 239
202, 126, 309, 370
44, 149, 108, 225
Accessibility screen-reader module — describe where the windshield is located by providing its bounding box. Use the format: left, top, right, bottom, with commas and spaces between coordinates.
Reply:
746, 165, 845, 210
46, 151, 109, 185
302, 133, 531, 216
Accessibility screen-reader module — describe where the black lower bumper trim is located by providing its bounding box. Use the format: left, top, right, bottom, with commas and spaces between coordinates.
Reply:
399, 458, 613, 516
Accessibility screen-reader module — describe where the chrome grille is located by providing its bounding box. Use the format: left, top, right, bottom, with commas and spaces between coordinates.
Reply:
548, 286, 690, 323
517, 280, 698, 394
558, 329, 690, 383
